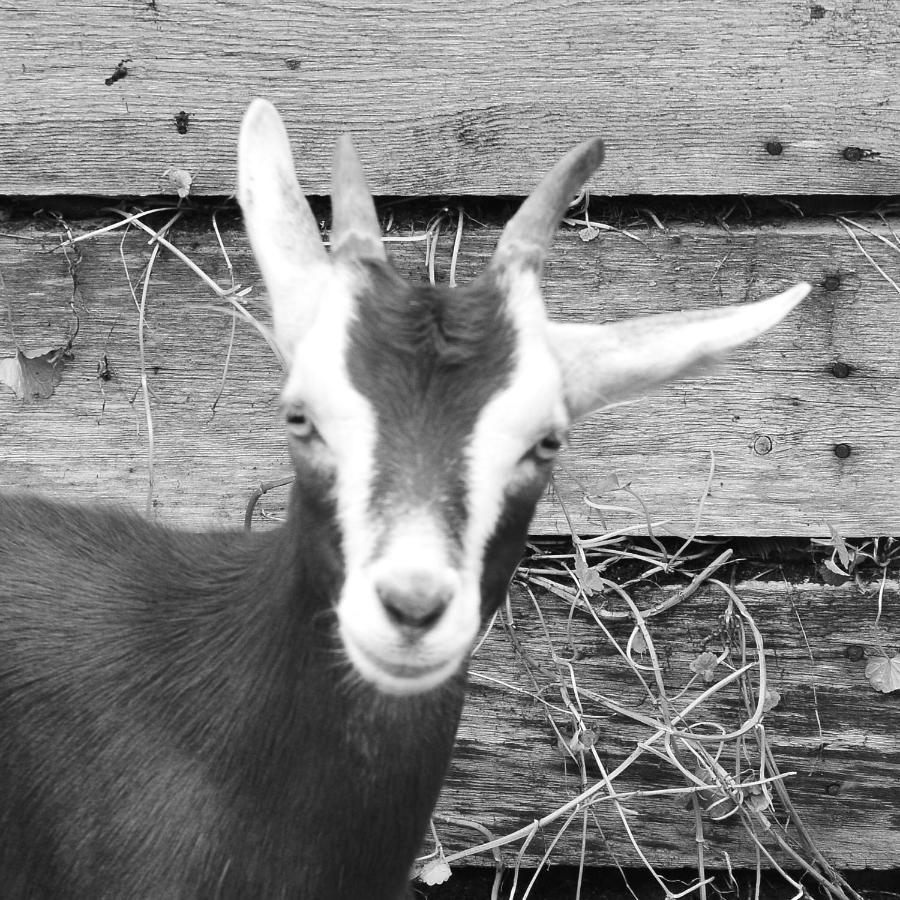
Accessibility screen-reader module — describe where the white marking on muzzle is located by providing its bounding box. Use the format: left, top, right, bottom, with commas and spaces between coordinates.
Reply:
338, 512, 477, 695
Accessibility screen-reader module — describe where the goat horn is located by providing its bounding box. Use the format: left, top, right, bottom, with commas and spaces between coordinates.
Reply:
330, 135, 387, 263
491, 138, 605, 273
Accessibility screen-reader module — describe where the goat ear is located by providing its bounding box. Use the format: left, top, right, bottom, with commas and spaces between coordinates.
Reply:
549, 283, 811, 420
238, 98, 330, 358
330, 135, 387, 263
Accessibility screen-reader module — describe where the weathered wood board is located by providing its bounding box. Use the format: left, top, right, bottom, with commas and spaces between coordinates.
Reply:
1, 1, 898, 197
2, 211, 898, 536
436, 576, 900, 869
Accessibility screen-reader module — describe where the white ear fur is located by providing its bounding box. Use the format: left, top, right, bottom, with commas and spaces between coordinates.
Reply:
549, 282, 811, 419
237, 99, 332, 359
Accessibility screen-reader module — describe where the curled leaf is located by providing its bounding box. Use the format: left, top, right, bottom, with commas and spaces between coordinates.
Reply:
762, 687, 781, 712
827, 522, 852, 570
691, 767, 741, 819
418, 856, 452, 886
746, 785, 771, 812
592, 473, 621, 493
690, 651, 719, 683
631, 629, 648, 655
818, 561, 851, 586
823, 557, 849, 578
574, 554, 604, 595
865, 655, 900, 693
163, 166, 193, 199
0, 346, 70, 401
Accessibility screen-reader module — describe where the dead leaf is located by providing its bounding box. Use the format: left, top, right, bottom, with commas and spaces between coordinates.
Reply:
418, 856, 452, 886
163, 166, 193, 199
557, 727, 596, 757
0, 347, 69, 401
823, 557, 849, 578
690, 651, 718, 683
865, 656, 900, 693
691, 767, 741, 819
574, 554, 604, 595
827, 522, 852, 570
631, 629, 648, 655
762, 687, 781, 712
592, 473, 621, 493
746, 785, 771, 812
572, 729, 596, 752
818, 561, 851, 586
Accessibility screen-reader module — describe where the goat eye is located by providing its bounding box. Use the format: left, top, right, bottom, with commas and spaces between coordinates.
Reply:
285, 408, 317, 440
532, 433, 563, 462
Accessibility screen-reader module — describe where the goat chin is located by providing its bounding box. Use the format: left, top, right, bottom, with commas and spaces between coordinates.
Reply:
340, 631, 471, 697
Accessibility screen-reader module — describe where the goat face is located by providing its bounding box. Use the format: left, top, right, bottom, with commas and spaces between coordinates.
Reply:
238, 99, 810, 696
262, 244, 569, 694
288, 263, 568, 695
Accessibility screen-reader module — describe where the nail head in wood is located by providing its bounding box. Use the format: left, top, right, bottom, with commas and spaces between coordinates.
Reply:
752, 434, 773, 455
830, 361, 850, 379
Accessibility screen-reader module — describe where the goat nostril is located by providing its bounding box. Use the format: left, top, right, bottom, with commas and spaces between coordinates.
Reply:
375, 576, 452, 634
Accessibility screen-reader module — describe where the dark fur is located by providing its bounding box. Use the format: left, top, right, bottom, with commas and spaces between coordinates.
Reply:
0, 266, 550, 898
348, 263, 516, 549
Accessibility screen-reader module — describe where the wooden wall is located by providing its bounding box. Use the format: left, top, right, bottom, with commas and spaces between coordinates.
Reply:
2, 0, 899, 880
3, 214, 898, 537
2, 2, 898, 196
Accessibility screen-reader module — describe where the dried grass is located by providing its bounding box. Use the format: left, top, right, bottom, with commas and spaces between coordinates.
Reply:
421, 501, 870, 900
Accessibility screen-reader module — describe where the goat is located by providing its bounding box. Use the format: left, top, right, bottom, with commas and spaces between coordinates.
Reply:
0, 98, 810, 899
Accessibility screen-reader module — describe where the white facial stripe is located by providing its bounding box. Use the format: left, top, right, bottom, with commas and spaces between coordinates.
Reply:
370, 511, 454, 574
461, 270, 567, 588
283, 265, 378, 575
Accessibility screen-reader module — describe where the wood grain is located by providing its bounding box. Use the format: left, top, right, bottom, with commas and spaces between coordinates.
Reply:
1, 211, 898, 536
436, 576, 900, 869
1, 1, 898, 196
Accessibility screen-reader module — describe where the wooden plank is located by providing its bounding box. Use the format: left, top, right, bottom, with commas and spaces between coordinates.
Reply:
1, 211, 898, 536
434, 575, 900, 870
0, 1, 898, 197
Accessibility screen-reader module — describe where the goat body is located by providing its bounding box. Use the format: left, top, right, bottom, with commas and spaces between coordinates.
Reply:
0, 99, 808, 898
0, 493, 463, 898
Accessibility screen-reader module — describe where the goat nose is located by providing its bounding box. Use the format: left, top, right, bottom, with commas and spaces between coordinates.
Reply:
375, 570, 453, 636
